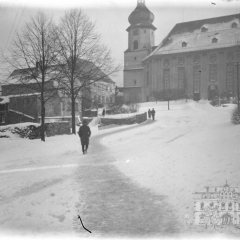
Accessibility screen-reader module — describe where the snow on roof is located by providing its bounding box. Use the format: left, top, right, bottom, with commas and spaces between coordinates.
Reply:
146, 13, 240, 59
0, 96, 10, 104
5, 59, 115, 85
7, 93, 41, 98
0, 122, 40, 131
9, 109, 35, 120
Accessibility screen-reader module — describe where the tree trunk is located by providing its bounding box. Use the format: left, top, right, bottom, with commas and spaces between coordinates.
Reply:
71, 89, 76, 134
41, 96, 45, 142
71, 77, 76, 134
168, 100, 170, 110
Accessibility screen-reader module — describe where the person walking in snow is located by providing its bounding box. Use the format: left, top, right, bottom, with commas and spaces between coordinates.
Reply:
102, 108, 105, 117
78, 120, 91, 154
148, 109, 151, 119
151, 108, 155, 120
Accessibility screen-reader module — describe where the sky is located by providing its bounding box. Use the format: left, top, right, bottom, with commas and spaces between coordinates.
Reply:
0, 0, 240, 86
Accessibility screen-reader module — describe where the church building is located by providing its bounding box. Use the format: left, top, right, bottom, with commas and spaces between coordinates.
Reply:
121, 0, 240, 102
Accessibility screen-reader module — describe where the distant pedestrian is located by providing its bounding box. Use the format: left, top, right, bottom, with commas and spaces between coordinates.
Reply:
151, 108, 155, 120
102, 108, 105, 117
148, 109, 151, 119
78, 120, 91, 154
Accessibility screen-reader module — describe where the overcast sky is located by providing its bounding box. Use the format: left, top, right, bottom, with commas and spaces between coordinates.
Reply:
0, 0, 239, 86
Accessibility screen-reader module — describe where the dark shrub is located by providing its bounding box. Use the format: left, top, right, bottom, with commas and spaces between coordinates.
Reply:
231, 106, 240, 124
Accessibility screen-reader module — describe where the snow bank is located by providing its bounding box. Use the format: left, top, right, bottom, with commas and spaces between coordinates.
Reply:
0, 122, 40, 131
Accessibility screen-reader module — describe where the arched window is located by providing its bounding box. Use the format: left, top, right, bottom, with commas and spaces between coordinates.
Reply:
232, 22, 237, 28
133, 40, 138, 50
221, 202, 225, 210
228, 202, 232, 210
201, 202, 204, 210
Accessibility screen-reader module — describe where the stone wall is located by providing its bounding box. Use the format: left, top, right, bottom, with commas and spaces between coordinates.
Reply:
45, 121, 71, 137
100, 115, 136, 125
136, 112, 147, 124
100, 112, 147, 126
83, 109, 98, 117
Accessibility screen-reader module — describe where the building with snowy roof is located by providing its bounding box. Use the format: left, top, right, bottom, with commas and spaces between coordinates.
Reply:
193, 182, 240, 226
0, 59, 115, 125
123, 0, 240, 102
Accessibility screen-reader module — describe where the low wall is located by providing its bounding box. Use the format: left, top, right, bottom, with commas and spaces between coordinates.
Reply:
100, 115, 136, 125
45, 121, 71, 137
136, 112, 147, 124
100, 112, 147, 126
83, 110, 98, 117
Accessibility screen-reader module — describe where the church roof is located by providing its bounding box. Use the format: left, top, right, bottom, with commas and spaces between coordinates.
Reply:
127, 0, 156, 31
145, 13, 240, 60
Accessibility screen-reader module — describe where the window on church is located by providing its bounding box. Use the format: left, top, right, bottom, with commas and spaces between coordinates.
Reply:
201, 27, 208, 32
193, 66, 201, 93
134, 80, 137, 86
178, 67, 185, 90
226, 63, 234, 91
221, 203, 225, 210
200, 202, 204, 210
228, 202, 232, 210
133, 40, 138, 50
232, 22, 237, 28
209, 64, 217, 82
163, 69, 170, 90
182, 42, 187, 47
133, 29, 138, 36
212, 37, 218, 43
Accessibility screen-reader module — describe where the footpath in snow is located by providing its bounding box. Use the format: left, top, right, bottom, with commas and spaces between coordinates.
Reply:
0, 100, 240, 239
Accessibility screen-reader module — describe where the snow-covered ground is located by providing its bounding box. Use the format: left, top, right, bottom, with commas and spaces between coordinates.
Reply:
0, 100, 240, 239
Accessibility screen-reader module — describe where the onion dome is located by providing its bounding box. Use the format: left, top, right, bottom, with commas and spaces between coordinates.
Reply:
127, 0, 156, 31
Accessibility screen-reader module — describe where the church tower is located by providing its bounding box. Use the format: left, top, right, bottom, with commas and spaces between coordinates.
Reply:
123, 0, 156, 98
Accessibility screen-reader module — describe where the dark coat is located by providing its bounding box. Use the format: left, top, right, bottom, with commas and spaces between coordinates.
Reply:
78, 125, 91, 145
148, 109, 151, 118
151, 109, 155, 116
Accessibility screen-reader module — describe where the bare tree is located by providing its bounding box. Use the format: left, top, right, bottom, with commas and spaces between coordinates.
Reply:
56, 9, 119, 134
2, 12, 61, 141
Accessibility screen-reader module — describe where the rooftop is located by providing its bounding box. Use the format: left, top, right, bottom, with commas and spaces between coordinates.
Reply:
145, 13, 240, 60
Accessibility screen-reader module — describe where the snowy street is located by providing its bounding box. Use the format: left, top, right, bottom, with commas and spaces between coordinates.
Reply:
1, 100, 240, 239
